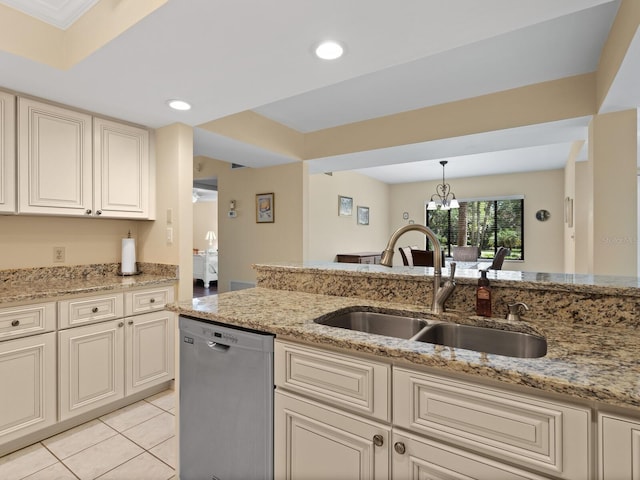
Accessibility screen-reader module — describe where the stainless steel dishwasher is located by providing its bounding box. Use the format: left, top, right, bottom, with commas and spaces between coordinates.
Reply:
179, 315, 274, 480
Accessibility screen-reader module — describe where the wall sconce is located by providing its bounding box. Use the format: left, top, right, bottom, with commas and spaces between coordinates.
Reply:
228, 200, 237, 218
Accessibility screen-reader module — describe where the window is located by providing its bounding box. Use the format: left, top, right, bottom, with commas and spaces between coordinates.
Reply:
426, 197, 524, 260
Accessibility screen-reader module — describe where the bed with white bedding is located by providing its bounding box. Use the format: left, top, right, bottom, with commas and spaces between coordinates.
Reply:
193, 251, 218, 285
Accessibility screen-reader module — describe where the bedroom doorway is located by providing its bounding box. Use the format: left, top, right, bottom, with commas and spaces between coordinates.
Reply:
192, 176, 218, 298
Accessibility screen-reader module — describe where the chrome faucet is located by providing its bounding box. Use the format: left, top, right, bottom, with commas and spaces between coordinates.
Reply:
379, 224, 456, 313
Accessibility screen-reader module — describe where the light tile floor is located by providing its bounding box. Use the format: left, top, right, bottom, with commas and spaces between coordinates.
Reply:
0, 390, 177, 480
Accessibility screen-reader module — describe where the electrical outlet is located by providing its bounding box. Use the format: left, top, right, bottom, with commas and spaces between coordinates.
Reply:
53, 246, 65, 263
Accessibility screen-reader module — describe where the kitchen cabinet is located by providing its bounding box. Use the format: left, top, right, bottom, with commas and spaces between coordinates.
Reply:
0, 332, 56, 445
17, 97, 152, 219
598, 412, 640, 479
18, 97, 93, 216
394, 367, 590, 480
93, 117, 149, 219
392, 430, 547, 480
275, 340, 593, 480
0, 91, 15, 214
275, 390, 390, 480
58, 318, 125, 421
125, 310, 175, 396
58, 288, 175, 421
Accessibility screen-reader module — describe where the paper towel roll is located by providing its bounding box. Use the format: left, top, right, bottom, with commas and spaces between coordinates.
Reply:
121, 238, 136, 274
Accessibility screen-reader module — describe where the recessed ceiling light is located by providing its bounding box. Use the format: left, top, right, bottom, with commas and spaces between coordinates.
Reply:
167, 99, 191, 111
315, 41, 344, 60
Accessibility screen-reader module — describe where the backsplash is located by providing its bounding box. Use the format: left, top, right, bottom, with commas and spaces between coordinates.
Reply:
255, 263, 640, 328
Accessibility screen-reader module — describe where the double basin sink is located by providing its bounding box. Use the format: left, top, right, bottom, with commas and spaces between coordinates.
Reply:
315, 309, 547, 358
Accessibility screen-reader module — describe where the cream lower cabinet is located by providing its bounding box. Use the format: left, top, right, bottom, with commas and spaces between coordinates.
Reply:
59, 309, 175, 421
275, 340, 593, 480
58, 319, 125, 421
392, 430, 548, 480
0, 333, 56, 444
598, 412, 640, 479
125, 310, 175, 396
275, 390, 390, 480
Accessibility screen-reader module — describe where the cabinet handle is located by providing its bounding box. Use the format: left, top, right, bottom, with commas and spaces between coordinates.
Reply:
92, 307, 99, 313
118, 322, 124, 327
11, 319, 19, 327
394, 442, 406, 455
150, 298, 156, 304
96, 210, 102, 215
372, 434, 384, 447
128, 320, 134, 325
85, 209, 92, 215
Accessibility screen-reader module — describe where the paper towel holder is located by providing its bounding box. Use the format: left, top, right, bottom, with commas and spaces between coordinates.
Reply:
118, 231, 141, 276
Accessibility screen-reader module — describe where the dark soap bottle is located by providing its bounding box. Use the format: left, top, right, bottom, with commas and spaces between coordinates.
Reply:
476, 269, 492, 317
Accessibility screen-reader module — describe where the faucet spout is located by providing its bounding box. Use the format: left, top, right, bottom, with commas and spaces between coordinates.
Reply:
380, 224, 454, 313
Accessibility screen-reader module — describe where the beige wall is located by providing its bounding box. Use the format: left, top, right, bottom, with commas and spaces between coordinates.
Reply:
575, 161, 590, 273
389, 170, 565, 273
0, 216, 140, 269
215, 161, 306, 292
563, 141, 583, 273
588, 110, 638, 276
307, 171, 391, 262
193, 201, 218, 252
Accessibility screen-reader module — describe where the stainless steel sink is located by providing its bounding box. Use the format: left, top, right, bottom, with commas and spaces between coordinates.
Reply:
315, 309, 547, 358
411, 322, 547, 358
314, 310, 434, 339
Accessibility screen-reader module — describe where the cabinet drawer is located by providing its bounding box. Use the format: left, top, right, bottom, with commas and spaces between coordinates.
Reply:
0, 302, 55, 340
394, 368, 590, 480
58, 293, 124, 329
275, 340, 390, 422
124, 287, 174, 316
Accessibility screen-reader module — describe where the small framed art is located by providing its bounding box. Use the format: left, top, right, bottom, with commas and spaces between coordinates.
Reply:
357, 206, 370, 225
256, 193, 274, 223
338, 195, 353, 216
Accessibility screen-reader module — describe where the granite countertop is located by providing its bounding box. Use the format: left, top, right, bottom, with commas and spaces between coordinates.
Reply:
172, 287, 640, 412
0, 267, 177, 305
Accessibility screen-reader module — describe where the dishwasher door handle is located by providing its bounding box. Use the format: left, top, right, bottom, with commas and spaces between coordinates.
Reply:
207, 340, 230, 352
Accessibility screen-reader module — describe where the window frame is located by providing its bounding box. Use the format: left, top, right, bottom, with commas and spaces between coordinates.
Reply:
425, 195, 525, 260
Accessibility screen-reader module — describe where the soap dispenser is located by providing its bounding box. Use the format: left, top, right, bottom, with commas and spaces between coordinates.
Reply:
476, 269, 492, 317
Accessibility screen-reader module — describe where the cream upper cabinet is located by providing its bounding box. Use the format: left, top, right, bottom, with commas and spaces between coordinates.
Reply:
17, 97, 152, 219
93, 117, 149, 219
0, 91, 16, 214
18, 97, 93, 216
0, 333, 56, 445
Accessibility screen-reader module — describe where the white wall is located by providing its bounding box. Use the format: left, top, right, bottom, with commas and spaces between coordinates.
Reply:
308, 171, 391, 262
389, 169, 565, 273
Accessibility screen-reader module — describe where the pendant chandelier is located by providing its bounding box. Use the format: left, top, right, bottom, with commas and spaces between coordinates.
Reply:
427, 160, 459, 211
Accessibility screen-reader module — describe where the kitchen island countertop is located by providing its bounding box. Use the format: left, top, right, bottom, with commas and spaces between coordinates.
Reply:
172, 286, 640, 412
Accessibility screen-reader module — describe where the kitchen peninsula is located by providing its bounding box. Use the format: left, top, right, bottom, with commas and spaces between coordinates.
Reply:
174, 262, 640, 479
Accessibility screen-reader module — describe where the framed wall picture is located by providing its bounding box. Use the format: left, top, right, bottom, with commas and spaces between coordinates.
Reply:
357, 206, 370, 225
256, 192, 275, 223
338, 195, 353, 216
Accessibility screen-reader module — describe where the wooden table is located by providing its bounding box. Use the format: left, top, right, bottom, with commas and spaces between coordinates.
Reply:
336, 252, 382, 264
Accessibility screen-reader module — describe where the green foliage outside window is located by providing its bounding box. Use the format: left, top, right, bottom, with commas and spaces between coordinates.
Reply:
426, 199, 524, 260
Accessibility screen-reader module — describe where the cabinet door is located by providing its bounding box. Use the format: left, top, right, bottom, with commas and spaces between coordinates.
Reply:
93, 117, 149, 219
0, 333, 56, 445
392, 430, 548, 480
275, 390, 390, 480
125, 311, 175, 396
0, 91, 15, 214
599, 412, 640, 479
18, 97, 92, 216
58, 320, 125, 421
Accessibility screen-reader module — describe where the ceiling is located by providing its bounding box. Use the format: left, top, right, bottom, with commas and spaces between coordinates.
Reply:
0, 0, 634, 184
